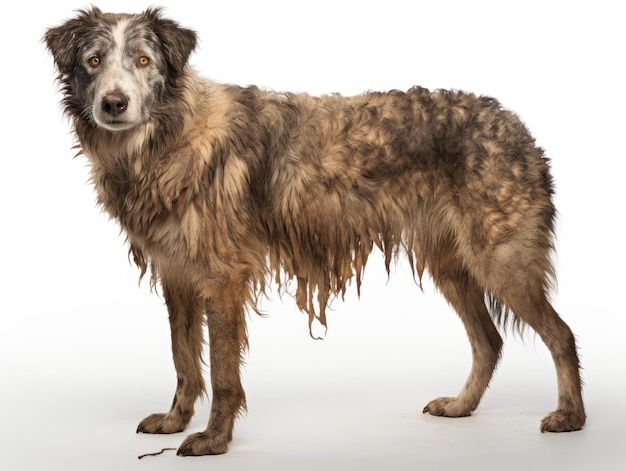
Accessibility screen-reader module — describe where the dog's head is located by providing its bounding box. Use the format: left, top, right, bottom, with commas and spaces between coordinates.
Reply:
45, 7, 197, 131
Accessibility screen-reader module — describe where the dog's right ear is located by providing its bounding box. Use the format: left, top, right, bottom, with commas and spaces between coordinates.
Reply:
44, 7, 103, 75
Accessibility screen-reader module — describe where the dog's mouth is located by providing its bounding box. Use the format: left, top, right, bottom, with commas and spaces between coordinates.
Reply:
97, 118, 138, 132
91, 110, 141, 132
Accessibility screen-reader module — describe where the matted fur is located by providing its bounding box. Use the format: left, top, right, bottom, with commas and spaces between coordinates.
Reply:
45, 7, 585, 456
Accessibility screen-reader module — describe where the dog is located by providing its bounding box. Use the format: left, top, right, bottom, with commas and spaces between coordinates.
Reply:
45, 7, 585, 456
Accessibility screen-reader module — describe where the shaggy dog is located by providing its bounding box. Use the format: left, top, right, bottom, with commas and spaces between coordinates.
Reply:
45, 7, 585, 456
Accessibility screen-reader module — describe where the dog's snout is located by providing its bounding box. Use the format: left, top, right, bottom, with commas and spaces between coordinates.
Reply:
101, 93, 129, 116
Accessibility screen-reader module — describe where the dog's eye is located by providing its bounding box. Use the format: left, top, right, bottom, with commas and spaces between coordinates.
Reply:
138, 56, 150, 67
88, 56, 101, 68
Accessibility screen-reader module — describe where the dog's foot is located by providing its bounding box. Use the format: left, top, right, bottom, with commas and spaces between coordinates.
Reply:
137, 413, 188, 434
422, 396, 473, 417
540, 409, 586, 432
177, 431, 229, 456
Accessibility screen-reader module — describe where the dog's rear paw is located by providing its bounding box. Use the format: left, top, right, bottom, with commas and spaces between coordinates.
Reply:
540, 409, 586, 432
137, 413, 188, 434
177, 431, 229, 456
422, 397, 473, 417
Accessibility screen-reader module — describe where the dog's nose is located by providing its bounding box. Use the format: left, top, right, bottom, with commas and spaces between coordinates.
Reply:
101, 93, 129, 116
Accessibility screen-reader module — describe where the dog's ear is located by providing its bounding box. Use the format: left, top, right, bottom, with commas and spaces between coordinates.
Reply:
142, 8, 198, 74
44, 7, 104, 75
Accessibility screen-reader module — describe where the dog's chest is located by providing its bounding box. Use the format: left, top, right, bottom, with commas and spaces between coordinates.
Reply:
96, 153, 206, 264
97, 164, 159, 228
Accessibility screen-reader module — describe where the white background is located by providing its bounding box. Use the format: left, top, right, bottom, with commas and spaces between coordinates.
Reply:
1, 1, 625, 470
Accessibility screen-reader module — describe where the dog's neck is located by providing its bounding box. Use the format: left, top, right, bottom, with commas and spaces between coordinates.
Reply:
76, 121, 154, 173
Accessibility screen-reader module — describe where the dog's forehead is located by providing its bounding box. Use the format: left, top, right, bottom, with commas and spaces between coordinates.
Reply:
123, 18, 161, 49
82, 14, 158, 55
110, 17, 131, 46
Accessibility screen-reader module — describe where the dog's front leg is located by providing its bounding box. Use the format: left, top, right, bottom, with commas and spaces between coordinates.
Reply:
137, 279, 206, 434
177, 287, 248, 456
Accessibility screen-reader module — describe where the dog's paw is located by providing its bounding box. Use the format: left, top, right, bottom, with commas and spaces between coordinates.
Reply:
422, 396, 473, 417
540, 409, 586, 432
137, 413, 188, 434
177, 431, 229, 456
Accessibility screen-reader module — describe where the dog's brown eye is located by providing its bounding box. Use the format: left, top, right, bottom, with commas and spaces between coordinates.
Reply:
138, 56, 150, 67
88, 56, 101, 68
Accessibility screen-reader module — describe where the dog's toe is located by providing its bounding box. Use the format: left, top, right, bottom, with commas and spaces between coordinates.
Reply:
540, 409, 586, 432
423, 397, 473, 418
177, 432, 229, 456
137, 413, 188, 434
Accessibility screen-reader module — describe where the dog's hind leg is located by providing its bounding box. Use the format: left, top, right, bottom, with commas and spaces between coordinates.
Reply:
137, 278, 206, 434
499, 284, 586, 432
177, 281, 248, 456
469, 217, 586, 432
423, 254, 504, 418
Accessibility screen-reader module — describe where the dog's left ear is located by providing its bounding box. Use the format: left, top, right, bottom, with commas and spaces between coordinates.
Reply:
143, 8, 198, 74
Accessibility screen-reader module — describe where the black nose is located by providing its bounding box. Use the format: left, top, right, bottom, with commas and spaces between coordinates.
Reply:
101, 93, 129, 116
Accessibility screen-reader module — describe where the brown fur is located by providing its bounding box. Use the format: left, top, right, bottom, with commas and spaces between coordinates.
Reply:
45, 7, 585, 456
